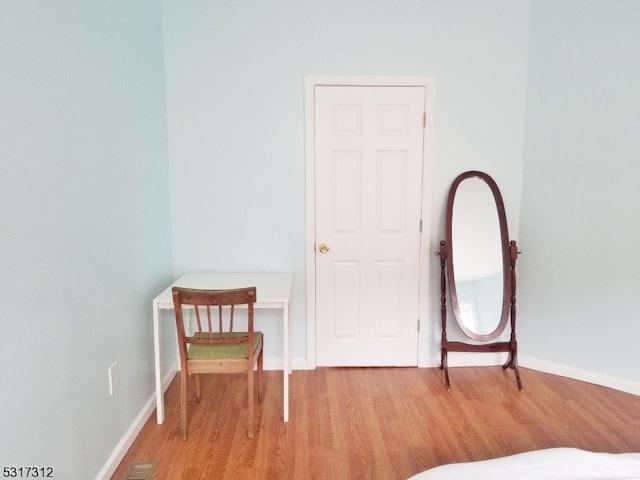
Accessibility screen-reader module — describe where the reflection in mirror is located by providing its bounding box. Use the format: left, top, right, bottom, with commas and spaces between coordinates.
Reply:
451, 178, 504, 336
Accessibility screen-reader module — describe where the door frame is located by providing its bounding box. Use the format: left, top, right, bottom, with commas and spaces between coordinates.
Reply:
304, 75, 436, 369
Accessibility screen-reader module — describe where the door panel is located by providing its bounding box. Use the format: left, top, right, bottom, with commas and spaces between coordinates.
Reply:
315, 85, 426, 366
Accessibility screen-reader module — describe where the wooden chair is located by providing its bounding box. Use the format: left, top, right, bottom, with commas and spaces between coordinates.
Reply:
172, 286, 264, 439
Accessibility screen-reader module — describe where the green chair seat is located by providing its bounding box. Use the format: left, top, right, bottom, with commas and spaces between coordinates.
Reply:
188, 332, 263, 360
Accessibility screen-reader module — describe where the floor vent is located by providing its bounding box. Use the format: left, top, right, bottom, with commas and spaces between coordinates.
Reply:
122, 461, 157, 480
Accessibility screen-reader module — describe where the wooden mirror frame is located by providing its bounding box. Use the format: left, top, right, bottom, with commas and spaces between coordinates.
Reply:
446, 170, 511, 342
439, 170, 522, 391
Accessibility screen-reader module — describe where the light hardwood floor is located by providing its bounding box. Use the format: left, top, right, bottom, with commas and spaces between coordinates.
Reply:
111, 367, 640, 479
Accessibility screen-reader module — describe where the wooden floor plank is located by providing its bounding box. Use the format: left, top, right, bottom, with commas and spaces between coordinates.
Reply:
111, 367, 640, 480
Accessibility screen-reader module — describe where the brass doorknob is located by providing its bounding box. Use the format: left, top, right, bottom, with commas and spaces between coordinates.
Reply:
318, 243, 330, 254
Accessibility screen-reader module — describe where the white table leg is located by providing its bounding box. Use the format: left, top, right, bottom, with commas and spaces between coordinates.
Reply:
153, 303, 164, 424
283, 301, 290, 422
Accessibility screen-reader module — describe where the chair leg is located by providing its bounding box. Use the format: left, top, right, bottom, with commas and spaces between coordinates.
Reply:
247, 367, 254, 438
195, 374, 202, 402
258, 348, 264, 402
180, 371, 189, 440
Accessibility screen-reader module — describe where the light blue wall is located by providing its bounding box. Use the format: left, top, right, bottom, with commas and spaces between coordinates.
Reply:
0, 2, 172, 478
161, 0, 531, 360
519, 1, 640, 382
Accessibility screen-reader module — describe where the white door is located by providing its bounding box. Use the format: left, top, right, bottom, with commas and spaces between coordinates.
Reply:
314, 85, 426, 366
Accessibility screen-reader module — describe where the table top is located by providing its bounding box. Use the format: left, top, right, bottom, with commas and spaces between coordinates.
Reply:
153, 272, 293, 309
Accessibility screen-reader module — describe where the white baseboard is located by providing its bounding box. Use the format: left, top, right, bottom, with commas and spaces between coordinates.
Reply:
95, 361, 179, 480
264, 357, 310, 371
519, 355, 640, 396
437, 351, 508, 368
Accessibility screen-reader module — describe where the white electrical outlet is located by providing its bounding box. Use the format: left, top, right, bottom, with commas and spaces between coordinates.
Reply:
108, 362, 120, 395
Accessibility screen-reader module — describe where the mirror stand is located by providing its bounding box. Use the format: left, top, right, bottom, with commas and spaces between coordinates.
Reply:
438, 240, 522, 391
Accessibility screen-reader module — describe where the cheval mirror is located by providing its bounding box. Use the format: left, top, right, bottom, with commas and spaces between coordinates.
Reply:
438, 170, 522, 391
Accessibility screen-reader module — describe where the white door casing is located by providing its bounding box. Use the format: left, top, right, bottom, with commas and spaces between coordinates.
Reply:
305, 77, 435, 367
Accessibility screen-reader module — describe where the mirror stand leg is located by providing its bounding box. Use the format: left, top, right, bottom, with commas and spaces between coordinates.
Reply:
514, 366, 523, 392
502, 345, 523, 392
512, 350, 523, 392
441, 348, 451, 391
502, 351, 513, 370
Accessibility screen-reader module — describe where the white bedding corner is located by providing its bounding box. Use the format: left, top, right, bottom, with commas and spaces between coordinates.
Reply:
408, 448, 640, 480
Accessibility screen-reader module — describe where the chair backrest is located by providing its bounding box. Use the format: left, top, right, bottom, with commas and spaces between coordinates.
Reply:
172, 286, 257, 359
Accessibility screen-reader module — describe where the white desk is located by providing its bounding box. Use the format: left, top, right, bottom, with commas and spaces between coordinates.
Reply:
152, 272, 293, 424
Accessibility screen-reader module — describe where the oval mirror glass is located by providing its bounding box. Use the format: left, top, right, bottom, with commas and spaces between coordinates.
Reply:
446, 171, 511, 341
